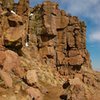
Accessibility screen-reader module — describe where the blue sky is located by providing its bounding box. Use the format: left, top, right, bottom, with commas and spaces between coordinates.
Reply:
15, 0, 100, 71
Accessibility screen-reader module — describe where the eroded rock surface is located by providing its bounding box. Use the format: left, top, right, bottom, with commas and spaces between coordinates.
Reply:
28, 1, 91, 76
0, 0, 99, 100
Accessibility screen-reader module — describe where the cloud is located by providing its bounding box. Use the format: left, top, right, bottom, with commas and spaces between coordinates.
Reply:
89, 31, 100, 42
60, 0, 100, 24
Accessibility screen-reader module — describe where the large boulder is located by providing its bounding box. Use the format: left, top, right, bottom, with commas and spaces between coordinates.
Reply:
0, 50, 24, 78
3, 50, 24, 77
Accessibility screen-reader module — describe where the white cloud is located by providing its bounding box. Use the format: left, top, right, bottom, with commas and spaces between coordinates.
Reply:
89, 31, 100, 42
61, 0, 100, 23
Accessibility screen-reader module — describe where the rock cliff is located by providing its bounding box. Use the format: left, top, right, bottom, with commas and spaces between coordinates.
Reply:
0, 0, 100, 100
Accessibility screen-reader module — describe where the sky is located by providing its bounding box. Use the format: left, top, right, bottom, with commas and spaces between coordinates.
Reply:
15, 0, 100, 71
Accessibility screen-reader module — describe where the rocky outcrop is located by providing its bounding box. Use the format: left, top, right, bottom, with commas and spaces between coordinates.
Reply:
28, 1, 91, 75
0, 49, 25, 87
0, 0, 99, 100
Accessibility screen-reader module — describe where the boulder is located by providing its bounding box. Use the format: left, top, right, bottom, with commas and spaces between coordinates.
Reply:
26, 70, 38, 85
3, 50, 24, 77
0, 69, 13, 88
43, 1, 58, 36
26, 87, 43, 100
43, 13, 57, 36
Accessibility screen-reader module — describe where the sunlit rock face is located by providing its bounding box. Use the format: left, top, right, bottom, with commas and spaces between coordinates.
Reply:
0, 1, 99, 100
0, 0, 91, 75
28, 1, 91, 75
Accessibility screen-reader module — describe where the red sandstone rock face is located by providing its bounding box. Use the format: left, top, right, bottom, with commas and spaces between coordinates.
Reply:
3, 50, 24, 77
43, 1, 57, 36
28, 1, 91, 75
0, 1, 99, 100
0, 0, 91, 76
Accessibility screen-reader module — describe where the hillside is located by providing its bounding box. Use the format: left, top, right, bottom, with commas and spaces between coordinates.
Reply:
0, 0, 100, 100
